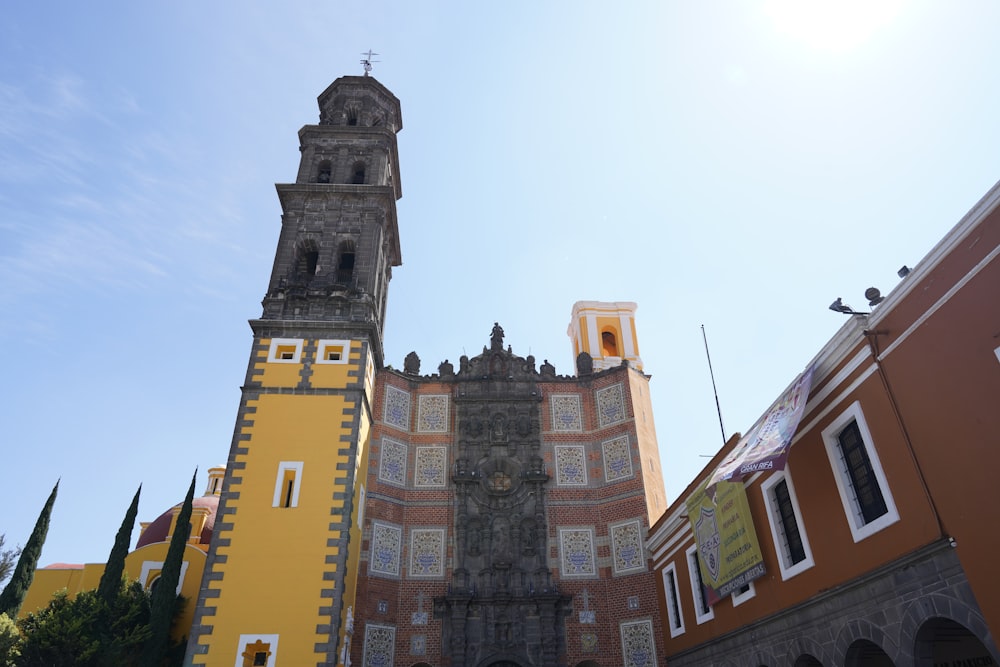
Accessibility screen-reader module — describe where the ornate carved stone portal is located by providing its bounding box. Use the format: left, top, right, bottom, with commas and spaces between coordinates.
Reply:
436, 325, 571, 667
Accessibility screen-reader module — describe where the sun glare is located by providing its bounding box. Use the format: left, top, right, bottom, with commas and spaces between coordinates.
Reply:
764, 0, 904, 53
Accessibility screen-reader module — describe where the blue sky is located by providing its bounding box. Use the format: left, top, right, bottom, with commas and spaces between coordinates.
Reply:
2, 2, 999, 566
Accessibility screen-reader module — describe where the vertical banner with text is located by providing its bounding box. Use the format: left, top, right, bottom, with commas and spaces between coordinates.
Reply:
686, 480, 766, 606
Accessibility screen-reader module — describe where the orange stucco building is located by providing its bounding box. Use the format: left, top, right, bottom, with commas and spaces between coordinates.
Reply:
649, 179, 1000, 666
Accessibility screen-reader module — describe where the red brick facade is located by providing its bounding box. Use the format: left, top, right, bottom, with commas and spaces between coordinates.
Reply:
354, 352, 666, 667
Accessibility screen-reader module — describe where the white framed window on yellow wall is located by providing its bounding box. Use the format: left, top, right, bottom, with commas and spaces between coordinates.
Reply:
272, 462, 303, 508
317, 339, 351, 364
236, 634, 279, 667
267, 338, 302, 363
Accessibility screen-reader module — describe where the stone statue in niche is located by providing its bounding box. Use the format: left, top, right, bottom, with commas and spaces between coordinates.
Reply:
529, 456, 544, 475
576, 351, 594, 376
492, 517, 511, 562
491, 414, 507, 442
404, 351, 421, 374
517, 415, 531, 437
490, 322, 505, 350
496, 614, 513, 643
468, 521, 481, 556
522, 521, 536, 555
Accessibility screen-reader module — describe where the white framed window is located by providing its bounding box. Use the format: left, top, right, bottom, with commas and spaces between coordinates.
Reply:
138, 560, 189, 595
267, 338, 302, 363
822, 401, 900, 542
732, 580, 756, 607
235, 634, 279, 667
761, 467, 815, 580
662, 562, 685, 637
685, 544, 714, 624
272, 461, 303, 508
317, 339, 350, 364
357, 484, 366, 529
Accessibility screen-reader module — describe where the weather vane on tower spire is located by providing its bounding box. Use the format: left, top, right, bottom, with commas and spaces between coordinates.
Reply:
361, 50, 379, 76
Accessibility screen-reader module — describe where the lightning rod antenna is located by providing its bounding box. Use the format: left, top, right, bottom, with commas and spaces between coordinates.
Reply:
360, 49, 380, 76
701, 324, 727, 446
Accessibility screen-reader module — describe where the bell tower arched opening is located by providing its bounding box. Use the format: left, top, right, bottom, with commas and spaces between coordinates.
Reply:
336, 241, 356, 284
350, 162, 366, 184
601, 330, 619, 357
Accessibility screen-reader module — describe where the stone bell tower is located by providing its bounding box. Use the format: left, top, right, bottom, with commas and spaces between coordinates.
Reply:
261, 74, 402, 363
186, 74, 403, 667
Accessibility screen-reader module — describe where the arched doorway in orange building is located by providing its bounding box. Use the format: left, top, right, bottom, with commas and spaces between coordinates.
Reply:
914, 617, 998, 666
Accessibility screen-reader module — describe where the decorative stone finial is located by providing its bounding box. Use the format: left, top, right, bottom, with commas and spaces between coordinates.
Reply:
404, 351, 421, 375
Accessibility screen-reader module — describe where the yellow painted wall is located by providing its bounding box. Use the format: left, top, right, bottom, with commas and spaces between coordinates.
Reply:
577, 316, 590, 357
627, 315, 639, 359
20, 546, 206, 646
196, 340, 368, 666
19, 565, 91, 617
255, 339, 300, 387
337, 408, 372, 663
626, 368, 666, 521
124, 543, 207, 641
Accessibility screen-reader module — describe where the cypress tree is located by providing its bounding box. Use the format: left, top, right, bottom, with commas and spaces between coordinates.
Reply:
97, 484, 142, 606
0, 481, 58, 618
140, 471, 195, 667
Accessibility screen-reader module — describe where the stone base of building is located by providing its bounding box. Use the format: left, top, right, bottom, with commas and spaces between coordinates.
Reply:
667, 539, 1000, 667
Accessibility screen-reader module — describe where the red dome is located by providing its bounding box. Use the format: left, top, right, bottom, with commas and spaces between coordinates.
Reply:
135, 495, 219, 549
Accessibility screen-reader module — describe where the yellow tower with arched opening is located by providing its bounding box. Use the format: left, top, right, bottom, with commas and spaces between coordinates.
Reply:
567, 301, 643, 372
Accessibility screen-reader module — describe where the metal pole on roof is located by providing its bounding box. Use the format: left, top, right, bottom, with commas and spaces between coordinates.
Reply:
701, 324, 727, 447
